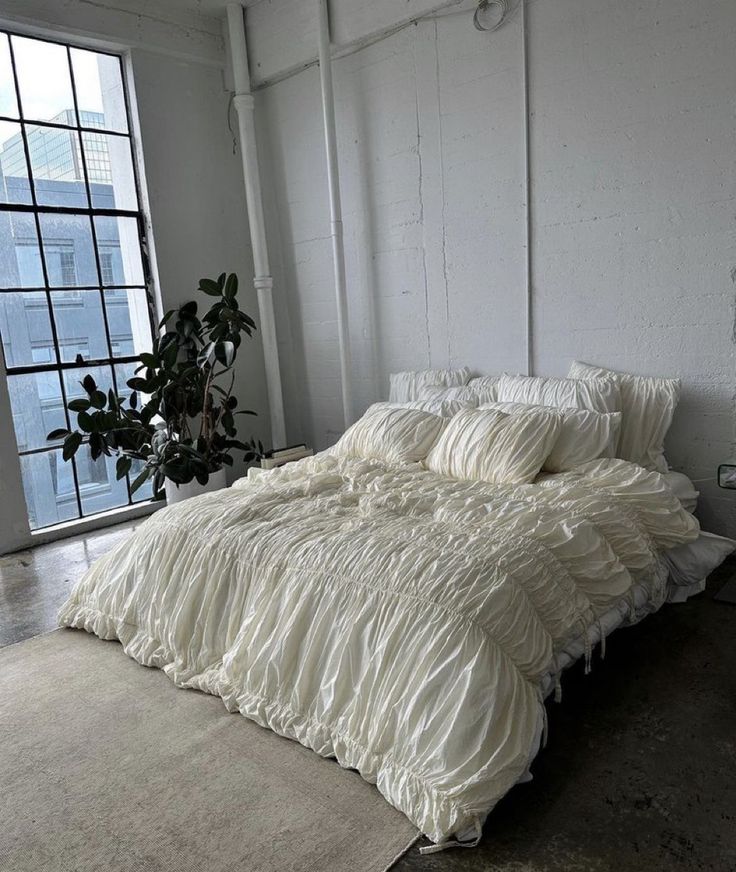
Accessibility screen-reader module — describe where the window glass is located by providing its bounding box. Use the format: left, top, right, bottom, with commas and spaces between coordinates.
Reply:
12, 36, 76, 125
38, 214, 98, 287
20, 449, 80, 529
70, 48, 128, 134
0, 120, 31, 204
0, 290, 53, 367
25, 124, 88, 208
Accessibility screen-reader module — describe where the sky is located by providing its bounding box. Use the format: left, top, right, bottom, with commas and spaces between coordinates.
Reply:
0, 34, 106, 124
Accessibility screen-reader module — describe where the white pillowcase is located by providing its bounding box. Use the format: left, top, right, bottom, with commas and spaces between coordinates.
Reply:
480, 401, 622, 473
568, 361, 680, 473
425, 407, 562, 485
467, 376, 502, 403
388, 367, 471, 403
403, 398, 475, 418
332, 404, 446, 464
418, 385, 482, 407
496, 374, 620, 414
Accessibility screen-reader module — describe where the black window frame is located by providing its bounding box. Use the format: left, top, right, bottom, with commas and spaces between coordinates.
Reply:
0, 28, 157, 528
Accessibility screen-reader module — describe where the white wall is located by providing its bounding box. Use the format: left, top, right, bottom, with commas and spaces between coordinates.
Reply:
253, 0, 736, 536
130, 48, 271, 481
0, 2, 269, 552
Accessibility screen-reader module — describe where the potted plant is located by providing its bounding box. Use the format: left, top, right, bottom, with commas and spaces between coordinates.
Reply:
48, 272, 263, 504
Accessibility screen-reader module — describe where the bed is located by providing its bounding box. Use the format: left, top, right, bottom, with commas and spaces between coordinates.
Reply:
59, 366, 732, 850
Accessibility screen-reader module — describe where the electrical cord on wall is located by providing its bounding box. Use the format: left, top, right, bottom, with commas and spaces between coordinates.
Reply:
473, 0, 509, 32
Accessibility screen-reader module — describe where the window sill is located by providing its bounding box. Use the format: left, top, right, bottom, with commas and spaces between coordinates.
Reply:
30, 499, 164, 547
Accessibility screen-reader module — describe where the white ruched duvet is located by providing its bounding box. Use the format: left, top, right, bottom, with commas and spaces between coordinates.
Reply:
59, 455, 699, 845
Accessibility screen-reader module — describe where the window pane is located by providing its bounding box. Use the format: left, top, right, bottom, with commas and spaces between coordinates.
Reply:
0, 291, 54, 368
94, 215, 143, 285
0, 121, 32, 204
12, 36, 76, 125
76, 442, 129, 516
0, 215, 43, 288
105, 287, 151, 357
70, 48, 128, 134
85, 133, 136, 209
8, 369, 65, 451
63, 364, 113, 405
0, 35, 19, 118
25, 125, 88, 208
38, 213, 98, 286
51, 289, 108, 362
114, 361, 137, 398
20, 448, 80, 529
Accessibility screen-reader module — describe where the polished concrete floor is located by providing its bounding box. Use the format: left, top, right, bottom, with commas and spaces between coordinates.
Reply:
2, 524, 735, 871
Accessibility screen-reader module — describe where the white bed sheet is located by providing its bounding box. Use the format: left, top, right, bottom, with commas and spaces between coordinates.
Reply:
541, 530, 734, 699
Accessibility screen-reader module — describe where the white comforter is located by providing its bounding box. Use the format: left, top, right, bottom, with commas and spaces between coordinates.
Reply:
59, 455, 698, 844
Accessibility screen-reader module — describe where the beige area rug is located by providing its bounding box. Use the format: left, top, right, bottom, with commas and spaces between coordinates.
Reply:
0, 630, 419, 872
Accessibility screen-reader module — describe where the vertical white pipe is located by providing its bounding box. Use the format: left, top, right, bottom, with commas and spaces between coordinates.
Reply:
317, 0, 354, 429
521, 0, 533, 377
226, 2, 287, 448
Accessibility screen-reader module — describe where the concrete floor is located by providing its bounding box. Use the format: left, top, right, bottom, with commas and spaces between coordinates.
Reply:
1, 525, 735, 871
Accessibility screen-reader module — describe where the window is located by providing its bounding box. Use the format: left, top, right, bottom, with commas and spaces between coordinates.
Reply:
99, 249, 114, 285
0, 31, 156, 530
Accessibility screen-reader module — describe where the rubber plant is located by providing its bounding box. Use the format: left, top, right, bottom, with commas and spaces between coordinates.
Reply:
47, 273, 263, 500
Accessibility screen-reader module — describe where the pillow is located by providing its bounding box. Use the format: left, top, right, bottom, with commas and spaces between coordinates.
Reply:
388, 367, 470, 403
480, 401, 622, 473
332, 404, 445, 464
467, 375, 502, 403
418, 385, 482, 406
496, 374, 620, 414
403, 398, 475, 418
568, 361, 680, 472
424, 407, 562, 485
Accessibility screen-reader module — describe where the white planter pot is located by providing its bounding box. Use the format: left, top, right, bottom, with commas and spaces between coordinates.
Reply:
165, 468, 228, 506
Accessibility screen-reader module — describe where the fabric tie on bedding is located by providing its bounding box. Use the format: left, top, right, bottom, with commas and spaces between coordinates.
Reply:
58, 454, 699, 846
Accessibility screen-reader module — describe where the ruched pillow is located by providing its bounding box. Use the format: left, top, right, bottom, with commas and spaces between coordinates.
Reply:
480, 401, 622, 473
403, 398, 475, 418
568, 361, 680, 472
388, 367, 471, 403
497, 374, 620, 414
425, 407, 562, 484
332, 404, 446, 464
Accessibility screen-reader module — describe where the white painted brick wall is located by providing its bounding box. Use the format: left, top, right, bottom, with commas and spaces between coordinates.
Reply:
254, 0, 736, 535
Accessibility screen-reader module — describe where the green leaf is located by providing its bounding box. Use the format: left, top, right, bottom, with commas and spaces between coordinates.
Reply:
62, 431, 82, 461
67, 398, 91, 413
90, 390, 106, 410
47, 428, 70, 440
129, 390, 138, 410
82, 374, 97, 395
158, 309, 176, 329
130, 468, 150, 494
224, 273, 238, 299
77, 411, 94, 432
116, 455, 132, 480
215, 340, 235, 367
89, 432, 103, 458
198, 278, 221, 296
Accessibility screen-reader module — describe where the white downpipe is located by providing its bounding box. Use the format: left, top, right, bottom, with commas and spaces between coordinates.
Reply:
520, 0, 533, 377
226, 3, 287, 448
317, 0, 354, 429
